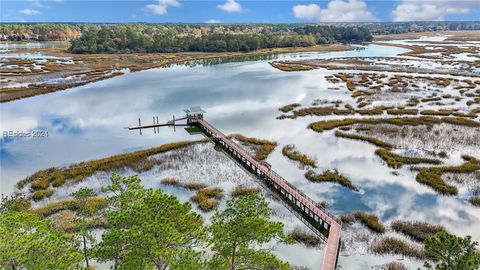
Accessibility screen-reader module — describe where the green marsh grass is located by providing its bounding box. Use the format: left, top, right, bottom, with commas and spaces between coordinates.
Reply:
282, 145, 317, 168
375, 148, 441, 168
354, 211, 385, 233
309, 117, 480, 133
160, 177, 181, 186
34, 196, 108, 218
231, 186, 260, 197
161, 178, 207, 190
288, 228, 322, 247
335, 131, 393, 148
305, 170, 359, 192
50, 210, 109, 233
32, 189, 54, 201
232, 134, 277, 160
279, 103, 301, 113
183, 182, 208, 190
391, 220, 445, 242
372, 237, 424, 259
386, 108, 419, 115
415, 159, 480, 195
18, 141, 197, 192
340, 214, 356, 225
191, 187, 223, 212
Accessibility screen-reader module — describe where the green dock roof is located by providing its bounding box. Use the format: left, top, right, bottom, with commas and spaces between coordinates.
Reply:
184, 106, 206, 115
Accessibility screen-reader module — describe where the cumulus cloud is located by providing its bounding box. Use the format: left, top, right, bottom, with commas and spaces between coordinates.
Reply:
205, 19, 221, 23
18, 9, 40, 16
292, 0, 376, 22
392, 0, 478, 21
145, 0, 181, 15
217, 0, 243, 13
293, 4, 322, 20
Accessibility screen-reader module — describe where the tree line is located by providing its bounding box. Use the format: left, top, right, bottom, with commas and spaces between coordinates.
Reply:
0, 24, 81, 41
0, 23, 373, 53
68, 24, 373, 53
357, 21, 480, 35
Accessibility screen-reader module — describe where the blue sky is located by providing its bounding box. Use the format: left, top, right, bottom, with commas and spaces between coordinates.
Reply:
1, 0, 479, 23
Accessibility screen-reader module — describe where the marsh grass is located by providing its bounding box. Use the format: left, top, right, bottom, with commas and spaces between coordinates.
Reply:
50, 210, 109, 233
415, 159, 480, 195
386, 109, 419, 115
17, 141, 198, 197
160, 177, 181, 186
372, 237, 424, 259
385, 262, 408, 270
469, 197, 480, 207
354, 211, 385, 233
288, 228, 322, 247
340, 214, 356, 225
420, 109, 454, 116
305, 170, 359, 192
270, 62, 315, 72
32, 189, 54, 201
34, 196, 108, 217
279, 103, 301, 113
282, 145, 317, 168
183, 182, 208, 190
232, 134, 277, 160
309, 117, 480, 133
191, 187, 223, 212
375, 148, 441, 168
231, 186, 260, 197
391, 220, 445, 242
161, 178, 207, 190
335, 131, 393, 148
289, 107, 352, 118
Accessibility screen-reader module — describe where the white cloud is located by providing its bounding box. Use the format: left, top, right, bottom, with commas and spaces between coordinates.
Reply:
52, 0, 64, 3
217, 0, 243, 13
293, 4, 322, 20
145, 0, 181, 15
205, 19, 221, 23
292, 0, 376, 22
18, 9, 40, 16
392, 0, 477, 21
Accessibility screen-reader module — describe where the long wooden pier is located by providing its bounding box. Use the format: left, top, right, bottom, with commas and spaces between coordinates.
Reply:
195, 118, 342, 270
129, 108, 342, 270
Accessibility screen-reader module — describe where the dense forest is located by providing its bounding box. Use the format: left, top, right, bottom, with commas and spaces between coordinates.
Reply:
68, 24, 372, 53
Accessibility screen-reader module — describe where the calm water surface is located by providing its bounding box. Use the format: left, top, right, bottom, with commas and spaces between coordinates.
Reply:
1, 43, 479, 269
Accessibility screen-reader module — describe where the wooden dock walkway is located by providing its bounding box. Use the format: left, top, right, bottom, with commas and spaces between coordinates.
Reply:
128, 108, 342, 270
195, 118, 342, 270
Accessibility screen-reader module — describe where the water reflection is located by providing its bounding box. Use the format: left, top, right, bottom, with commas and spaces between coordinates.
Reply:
1, 43, 479, 269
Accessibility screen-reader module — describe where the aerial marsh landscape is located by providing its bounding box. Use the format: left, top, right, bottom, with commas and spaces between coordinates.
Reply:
1, 3, 480, 270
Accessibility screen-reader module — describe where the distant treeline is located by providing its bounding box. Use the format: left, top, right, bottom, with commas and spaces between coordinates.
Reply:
0, 24, 81, 41
69, 24, 372, 53
359, 21, 480, 35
